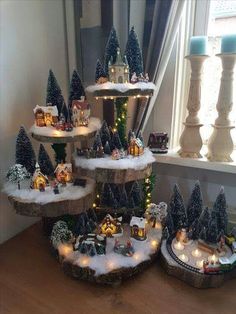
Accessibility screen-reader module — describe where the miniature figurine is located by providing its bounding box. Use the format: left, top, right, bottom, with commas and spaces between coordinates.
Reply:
31, 163, 49, 190
114, 239, 135, 257
131, 72, 138, 84
34, 104, 58, 127
71, 97, 90, 127
54, 163, 72, 184
130, 216, 146, 241
148, 132, 168, 154
108, 48, 129, 83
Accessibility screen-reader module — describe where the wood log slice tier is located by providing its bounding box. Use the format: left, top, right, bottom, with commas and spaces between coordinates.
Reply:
160, 240, 236, 288
75, 163, 153, 184
91, 88, 154, 98
8, 188, 95, 218
31, 130, 97, 144
52, 246, 160, 285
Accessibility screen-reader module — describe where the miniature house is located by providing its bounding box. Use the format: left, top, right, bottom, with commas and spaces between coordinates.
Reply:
72, 97, 90, 127
100, 214, 122, 237
130, 217, 147, 241
34, 105, 58, 127
54, 163, 72, 184
128, 137, 144, 156
31, 163, 49, 191
108, 48, 129, 83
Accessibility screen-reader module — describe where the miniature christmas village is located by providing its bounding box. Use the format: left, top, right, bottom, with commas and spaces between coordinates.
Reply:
3, 25, 236, 287
161, 182, 236, 288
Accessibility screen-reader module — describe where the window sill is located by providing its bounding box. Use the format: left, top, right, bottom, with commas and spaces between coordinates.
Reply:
154, 147, 236, 174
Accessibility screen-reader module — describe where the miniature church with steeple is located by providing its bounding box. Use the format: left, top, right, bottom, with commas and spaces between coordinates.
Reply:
108, 48, 129, 83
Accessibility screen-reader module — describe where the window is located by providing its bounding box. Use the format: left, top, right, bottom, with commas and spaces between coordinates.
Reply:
199, 0, 236, 145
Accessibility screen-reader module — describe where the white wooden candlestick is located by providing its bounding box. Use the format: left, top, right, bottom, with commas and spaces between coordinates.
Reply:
178, 55, 208, 158
207, 54, 236, 162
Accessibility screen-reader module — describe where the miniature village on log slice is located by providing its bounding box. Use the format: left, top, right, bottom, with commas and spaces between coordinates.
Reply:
3, 26, 236, 287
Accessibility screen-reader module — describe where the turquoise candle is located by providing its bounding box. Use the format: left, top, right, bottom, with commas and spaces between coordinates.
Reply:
221, 35, 236, 53
189, 36, 207, 55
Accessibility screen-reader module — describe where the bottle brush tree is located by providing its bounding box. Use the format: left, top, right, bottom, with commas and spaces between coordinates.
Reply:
46, 69, 65, 115
16, 126, 36, 175
125, 26, 143, 78
93, 132, 103, 151
95, 59, 106, 82
38, 144, 54, 177
104, 26, 120, 76
169, 184, 188, 231
187, 181, 203, 227
68, 70, 85, 116
100, 120, 111, 147
213, 186, 228, 234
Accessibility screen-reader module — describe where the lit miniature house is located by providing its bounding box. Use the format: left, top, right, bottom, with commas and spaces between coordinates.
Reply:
71, 97, 90, 127
34, 105, 58, 127
54, 163, 72, 184
128, 137, 144, 156
130, 217, 147, 241
31, 163, 49, 191
100, 214, 122, 237
108, 48, 129, 83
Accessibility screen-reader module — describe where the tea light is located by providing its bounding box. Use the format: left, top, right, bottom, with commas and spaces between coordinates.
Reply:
174, 241, 184, 251
208, 254, 218, 263
196, 259, 204, 269
191, 248, 202, 258
58, 243, 73, 257
178, 254, 189, 263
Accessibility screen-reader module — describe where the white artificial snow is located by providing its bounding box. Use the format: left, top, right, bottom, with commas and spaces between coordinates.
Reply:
86, 82, 156, 94
74, 148, 155, 171
30, 117, 101, 138
3, 180, 95, 204
63, 224, 161, 276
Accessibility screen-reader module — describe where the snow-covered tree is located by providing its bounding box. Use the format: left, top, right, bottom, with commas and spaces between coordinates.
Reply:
68, 70, 85, 115
95, 59, 106, 82
104, 26, 120, 76
38, 144, 54, 177
50, 221, 73, 248
207, 210, 219, 244
213, 186, 228, 234
46, 69, 65, 114
112, 131, 122, 149
187, 181, 203, 227
125, 26, 143, 77
199, 207, 210, 229
6, 164, 30, 189
188, 218, 200, 240
16, 126, 36, 175
100, 120, 111, 147
93, 132, 103, 151
169, 184, 187, 231
104, 141, 111, 155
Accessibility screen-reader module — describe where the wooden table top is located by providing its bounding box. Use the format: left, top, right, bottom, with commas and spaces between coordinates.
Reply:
0, 223, 235, 314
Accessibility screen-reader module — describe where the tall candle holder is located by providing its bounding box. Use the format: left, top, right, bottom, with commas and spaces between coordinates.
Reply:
207, 53, 236, 162
178, 55, 208, 158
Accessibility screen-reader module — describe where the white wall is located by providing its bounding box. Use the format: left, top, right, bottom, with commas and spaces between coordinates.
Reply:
0, 0, 71, 243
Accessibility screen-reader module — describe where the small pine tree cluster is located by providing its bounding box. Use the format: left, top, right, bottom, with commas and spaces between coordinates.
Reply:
166, 182, 228, 244
74, 208, 97, 236
100, 181, 141, 209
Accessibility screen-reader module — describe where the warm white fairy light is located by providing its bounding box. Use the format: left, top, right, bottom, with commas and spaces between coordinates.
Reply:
133, 253, 141, 261
174, 241, 184, 251
80, 256, 90, 267
178, 254, 189, 263
58, 243, 73, 257
150, 239, 159, 248
192, 248, 202, 258
106, 260, 116, 271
